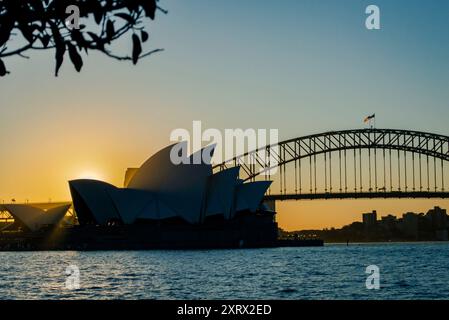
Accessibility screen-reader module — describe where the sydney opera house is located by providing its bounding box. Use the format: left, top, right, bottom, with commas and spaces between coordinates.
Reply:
0, 142, 278, 249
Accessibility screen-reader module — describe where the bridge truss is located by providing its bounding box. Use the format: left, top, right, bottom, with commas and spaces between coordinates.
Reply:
214, 129, 449, 200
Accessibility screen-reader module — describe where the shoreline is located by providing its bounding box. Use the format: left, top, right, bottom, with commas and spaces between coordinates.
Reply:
324, 240, 449, 245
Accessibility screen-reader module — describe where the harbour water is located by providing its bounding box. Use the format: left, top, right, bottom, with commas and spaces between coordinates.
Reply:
1, 242, 448, 300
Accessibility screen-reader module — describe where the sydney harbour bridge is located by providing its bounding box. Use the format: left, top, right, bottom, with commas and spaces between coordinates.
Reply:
214, 128, 449, 201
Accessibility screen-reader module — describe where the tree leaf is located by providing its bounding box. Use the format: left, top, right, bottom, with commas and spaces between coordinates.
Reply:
87, 32, 104, 50
51, 23, 66, 76
132, 33, 142, 65
54, 41, 66, 77
115, 13, 135, 24
71, 29, 87, 50
40, 34, 51, 48
0, 59, 8, 77
93, 0, 104, 24
142, 0, 157, 20
68, 43, 83, 72
0, 18, 14, 47
94, 10, 103, 24
106, 20, 115, 42
141, 30, 149, 43
19, 23, 35, 44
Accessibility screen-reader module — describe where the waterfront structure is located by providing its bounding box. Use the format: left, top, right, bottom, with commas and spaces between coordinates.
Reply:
400, 212, 420, 238
218, 129, 449, 202
0, 143, 277, 250
0, 204, 71, 231
426, 206, 448, 230
362, 210, 377, 229
380, 214, 396, 227
69, 142, 273, 226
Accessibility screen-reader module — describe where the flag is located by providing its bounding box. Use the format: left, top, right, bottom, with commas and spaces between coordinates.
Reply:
364, 114, 375, 123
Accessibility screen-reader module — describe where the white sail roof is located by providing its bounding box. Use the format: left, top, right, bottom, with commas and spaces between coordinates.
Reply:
4, 204, 71, 231
69, 180, 121, 225
127, 142, 215, 224
107, 188, 155, 224
235, 181, 272, 214
205, 167, 240, 219
68, 143, 273, 226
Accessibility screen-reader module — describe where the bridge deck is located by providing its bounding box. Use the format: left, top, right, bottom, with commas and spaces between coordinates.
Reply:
265, 191, 449, 201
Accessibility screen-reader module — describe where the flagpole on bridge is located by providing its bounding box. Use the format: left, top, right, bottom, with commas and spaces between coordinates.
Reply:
364, 114, 376, 129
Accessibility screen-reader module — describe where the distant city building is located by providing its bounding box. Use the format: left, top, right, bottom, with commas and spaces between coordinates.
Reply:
380, 214, 397, 230
362, 210, 377, 229
308, 206, 449, 243
381, 214, 396, 221
426, 206, 447, 230
401, 212, 419, 238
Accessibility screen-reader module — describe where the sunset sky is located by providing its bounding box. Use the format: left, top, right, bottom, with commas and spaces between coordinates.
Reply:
1, 0, 449, 230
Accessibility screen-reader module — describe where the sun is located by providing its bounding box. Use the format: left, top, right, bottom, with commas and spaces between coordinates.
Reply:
77, 170, 104, 181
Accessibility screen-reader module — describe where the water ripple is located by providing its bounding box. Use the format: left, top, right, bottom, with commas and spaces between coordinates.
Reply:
1, 243, 449, 299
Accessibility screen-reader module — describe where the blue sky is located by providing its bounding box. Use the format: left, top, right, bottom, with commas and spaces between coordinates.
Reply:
2, 0, 449, 138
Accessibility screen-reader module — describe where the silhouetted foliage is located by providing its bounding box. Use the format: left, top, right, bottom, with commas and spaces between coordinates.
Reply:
0, 0, 166, 76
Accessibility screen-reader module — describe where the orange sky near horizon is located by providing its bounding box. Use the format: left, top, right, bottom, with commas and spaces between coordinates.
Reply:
1, 143, 448, 232
276, 199, 449, 231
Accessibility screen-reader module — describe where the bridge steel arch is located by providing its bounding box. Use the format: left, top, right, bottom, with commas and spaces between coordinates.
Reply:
213, 129, 449, 200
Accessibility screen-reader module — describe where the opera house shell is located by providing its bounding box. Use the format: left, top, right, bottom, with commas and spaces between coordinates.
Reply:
2, 204, 71, 232
69, 142, 273, 227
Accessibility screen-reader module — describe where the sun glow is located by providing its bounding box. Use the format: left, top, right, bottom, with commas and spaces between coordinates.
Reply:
77, 170, 104, 181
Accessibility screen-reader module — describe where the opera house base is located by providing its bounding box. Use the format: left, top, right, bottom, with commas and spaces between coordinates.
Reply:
0, 213, 295, 251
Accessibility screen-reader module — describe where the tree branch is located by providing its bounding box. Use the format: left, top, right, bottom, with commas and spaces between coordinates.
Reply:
0, 0, 166, 76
